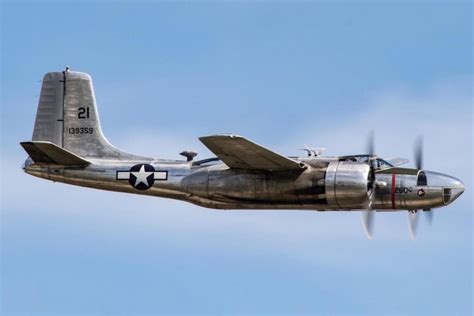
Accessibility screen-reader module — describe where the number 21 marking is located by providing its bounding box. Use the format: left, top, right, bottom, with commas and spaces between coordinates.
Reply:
78, 107, 90, 119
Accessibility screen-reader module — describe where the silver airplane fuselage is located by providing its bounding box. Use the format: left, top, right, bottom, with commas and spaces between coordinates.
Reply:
23, 155, 464, 211
21, 70, 464, 216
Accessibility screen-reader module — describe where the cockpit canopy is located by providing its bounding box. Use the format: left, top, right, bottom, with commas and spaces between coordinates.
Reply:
339, 155, 393, 169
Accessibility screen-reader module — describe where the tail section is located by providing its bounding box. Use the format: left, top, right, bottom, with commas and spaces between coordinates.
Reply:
31, 69, 143, 160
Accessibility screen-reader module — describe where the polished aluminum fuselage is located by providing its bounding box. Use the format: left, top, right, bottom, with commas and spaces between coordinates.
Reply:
24, 155, 462, 211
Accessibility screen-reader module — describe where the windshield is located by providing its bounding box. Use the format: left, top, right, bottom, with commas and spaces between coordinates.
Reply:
375, 158, 393, 169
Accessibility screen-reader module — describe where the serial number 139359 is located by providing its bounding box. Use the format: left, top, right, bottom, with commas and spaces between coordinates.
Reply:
68, 127, 94, 134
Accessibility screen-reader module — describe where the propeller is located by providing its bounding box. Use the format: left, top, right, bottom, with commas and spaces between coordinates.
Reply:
366, 130, 375, 157
414, 136, 423, 170
363, 209, 375, 239
409, 136, 434, 238
424, 209, 434, 225
408, 210, 419, 239
362, 131, 376, 239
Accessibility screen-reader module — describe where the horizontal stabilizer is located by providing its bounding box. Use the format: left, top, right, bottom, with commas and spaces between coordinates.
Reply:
199, 134, 303, 171
20, 141, 90, 166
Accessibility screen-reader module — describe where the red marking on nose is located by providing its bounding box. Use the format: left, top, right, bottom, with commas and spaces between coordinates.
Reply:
391, 173, 397, 209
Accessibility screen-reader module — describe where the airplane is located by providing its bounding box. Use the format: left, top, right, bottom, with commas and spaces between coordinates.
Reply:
21, 69, 465, 238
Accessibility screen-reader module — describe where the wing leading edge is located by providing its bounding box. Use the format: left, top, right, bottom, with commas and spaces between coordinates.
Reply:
199, 135, 303, 171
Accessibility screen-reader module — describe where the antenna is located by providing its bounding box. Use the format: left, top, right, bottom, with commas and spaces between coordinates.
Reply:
180, 151, 198, 162
299, 144, 326, 157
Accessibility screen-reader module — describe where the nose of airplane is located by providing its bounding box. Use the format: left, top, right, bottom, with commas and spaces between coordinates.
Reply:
424, 171, 465, 204
448, 178, 465, 204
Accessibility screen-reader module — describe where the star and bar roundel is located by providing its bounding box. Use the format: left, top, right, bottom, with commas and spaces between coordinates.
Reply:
116, 164, 168, 190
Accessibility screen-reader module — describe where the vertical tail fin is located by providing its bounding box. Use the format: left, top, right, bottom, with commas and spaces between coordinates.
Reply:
32, 69, 142, 160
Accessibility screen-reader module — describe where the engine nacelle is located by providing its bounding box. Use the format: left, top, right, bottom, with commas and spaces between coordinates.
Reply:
325, 161, 371, 209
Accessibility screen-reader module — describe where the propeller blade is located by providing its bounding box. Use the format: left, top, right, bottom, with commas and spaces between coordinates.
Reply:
414, 136, 423, 170
423, 209, 434, 225
366, 130, 375, 156
362, 210, 375, 239
362, 131, 377, 239
408, 211, 419, 239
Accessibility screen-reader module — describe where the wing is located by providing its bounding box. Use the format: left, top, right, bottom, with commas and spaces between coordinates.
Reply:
199, 134, 303, 171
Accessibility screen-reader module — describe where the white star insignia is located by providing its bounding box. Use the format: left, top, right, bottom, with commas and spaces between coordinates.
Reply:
131, 165, 153, 187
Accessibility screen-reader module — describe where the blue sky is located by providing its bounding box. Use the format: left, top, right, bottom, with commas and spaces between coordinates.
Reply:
1, 1, 472, 315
